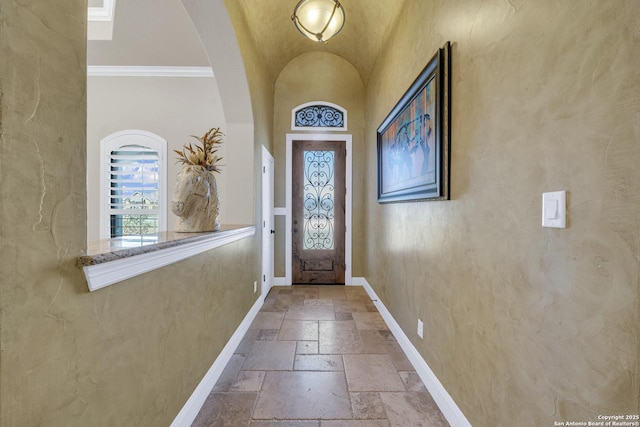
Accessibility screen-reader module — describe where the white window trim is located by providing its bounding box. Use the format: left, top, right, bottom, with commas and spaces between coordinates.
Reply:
291, 101, 348, 132
99, 130, 167, 239
88, 0, 116, 22
88, 0, 116, 40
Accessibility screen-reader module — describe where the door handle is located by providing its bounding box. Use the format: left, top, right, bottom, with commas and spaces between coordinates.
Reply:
270, 229, 275, 234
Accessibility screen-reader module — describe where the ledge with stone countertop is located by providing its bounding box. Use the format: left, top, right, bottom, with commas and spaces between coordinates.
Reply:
78, 224, 256, 291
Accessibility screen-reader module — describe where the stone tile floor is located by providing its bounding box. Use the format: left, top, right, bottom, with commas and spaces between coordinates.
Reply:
192, 285, 449, 427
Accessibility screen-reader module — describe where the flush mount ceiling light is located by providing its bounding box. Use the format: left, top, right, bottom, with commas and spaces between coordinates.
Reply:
292, 0, 345, 43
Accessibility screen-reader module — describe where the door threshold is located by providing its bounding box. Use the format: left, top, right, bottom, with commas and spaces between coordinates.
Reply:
292, 283, 346, 286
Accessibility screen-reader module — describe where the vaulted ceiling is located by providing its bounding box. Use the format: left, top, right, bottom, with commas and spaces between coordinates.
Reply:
88, 0, 406, 84
234, 0, 405, 83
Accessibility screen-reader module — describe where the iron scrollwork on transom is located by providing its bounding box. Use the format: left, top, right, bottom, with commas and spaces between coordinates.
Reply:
303, 151, 335, 250
295, 105, 344, 128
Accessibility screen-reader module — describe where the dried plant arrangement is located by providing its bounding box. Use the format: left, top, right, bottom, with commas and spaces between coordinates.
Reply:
174, 127, 225, 172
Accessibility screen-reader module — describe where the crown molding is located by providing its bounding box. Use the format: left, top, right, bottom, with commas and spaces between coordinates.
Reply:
87, 66, 215, 78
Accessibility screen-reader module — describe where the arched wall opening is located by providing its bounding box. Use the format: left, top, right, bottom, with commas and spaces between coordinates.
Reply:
87, 0, 256, 240
272, 51, 366, 279
182, 0, 256, 227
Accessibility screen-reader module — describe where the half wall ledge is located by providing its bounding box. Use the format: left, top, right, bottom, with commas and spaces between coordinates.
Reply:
77, 225, 256, 292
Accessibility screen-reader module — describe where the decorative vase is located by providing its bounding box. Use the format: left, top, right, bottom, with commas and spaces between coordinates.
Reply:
171, 165, 220, 232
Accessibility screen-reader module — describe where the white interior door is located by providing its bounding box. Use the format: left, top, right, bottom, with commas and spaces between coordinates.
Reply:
261, 146, 275, 297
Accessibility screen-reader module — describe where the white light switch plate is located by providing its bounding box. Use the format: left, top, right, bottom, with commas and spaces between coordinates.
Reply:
542, 191, 566, 228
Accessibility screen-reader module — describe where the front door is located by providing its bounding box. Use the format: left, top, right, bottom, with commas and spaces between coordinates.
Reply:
292, 140, 346, 284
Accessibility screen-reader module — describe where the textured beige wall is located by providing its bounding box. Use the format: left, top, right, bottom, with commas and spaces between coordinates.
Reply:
87, 76, 229, 240
273, 52, 366, 277
0, 2, 261, 426
365, 1, 640, 425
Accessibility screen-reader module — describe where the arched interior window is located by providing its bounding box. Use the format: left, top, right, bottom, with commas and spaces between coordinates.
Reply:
100, 130, 167, 240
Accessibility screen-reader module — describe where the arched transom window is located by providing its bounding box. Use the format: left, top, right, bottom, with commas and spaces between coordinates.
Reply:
291, 101, 348, 132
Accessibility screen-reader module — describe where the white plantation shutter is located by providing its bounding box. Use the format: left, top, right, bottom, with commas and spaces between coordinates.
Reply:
100, 131, 167, 239
109, 146, 159, 236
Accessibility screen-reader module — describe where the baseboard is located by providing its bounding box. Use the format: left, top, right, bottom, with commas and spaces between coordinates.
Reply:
355, 277, 472, 427
170, 295, 264, 427
349, 277, 368, 287
273, 277, 286, 286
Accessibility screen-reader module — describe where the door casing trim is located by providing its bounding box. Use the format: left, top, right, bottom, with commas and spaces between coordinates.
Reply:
286, 133, 352, 286
261, 145, 275, 297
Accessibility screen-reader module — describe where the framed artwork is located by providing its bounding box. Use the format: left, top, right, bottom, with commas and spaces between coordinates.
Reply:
377, 42, 451, 203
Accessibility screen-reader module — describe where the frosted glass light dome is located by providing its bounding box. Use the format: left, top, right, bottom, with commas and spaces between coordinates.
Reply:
292, 0, 345, 43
